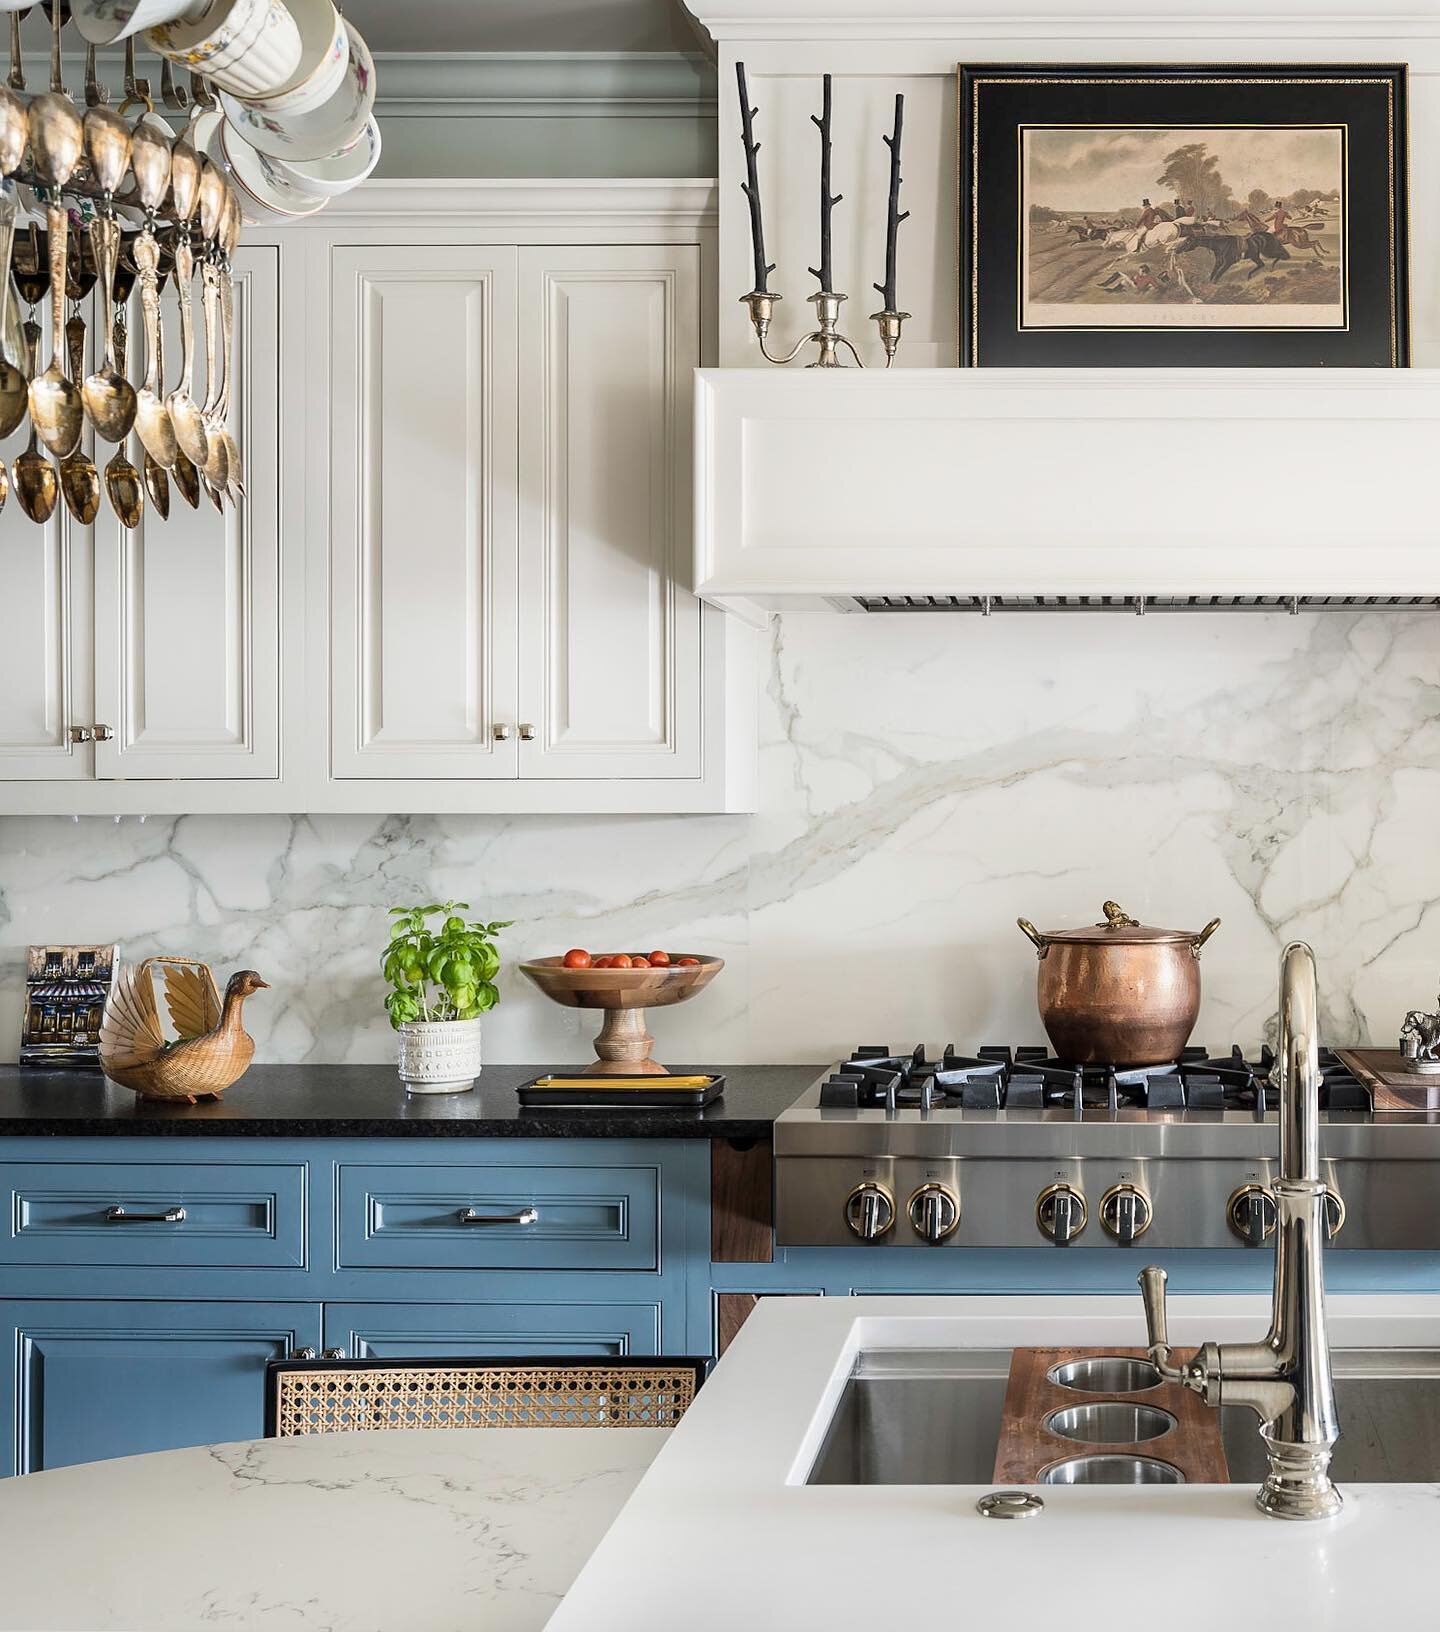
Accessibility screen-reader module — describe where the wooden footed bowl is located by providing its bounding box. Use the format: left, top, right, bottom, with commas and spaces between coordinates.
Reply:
519, 956, 723, 1074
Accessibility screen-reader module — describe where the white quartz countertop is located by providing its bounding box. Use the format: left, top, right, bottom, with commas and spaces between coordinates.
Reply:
551, 1293, 1440, 1631
0, 1425, 668, 1631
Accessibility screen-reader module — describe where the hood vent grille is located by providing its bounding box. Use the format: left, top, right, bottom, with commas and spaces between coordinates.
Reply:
851, 595, 1440, 615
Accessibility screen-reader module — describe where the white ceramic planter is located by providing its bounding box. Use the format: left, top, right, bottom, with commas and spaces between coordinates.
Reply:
396, 1017, 483, 1095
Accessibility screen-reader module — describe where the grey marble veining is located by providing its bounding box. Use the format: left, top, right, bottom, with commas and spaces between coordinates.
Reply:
0, 1427, 667, 1632
1, 610, 1436, 1065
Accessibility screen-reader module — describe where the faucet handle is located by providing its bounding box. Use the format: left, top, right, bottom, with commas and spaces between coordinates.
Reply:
1138, 1265, 1170, 1355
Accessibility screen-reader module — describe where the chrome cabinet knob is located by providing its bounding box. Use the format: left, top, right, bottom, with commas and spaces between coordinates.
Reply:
322, 1348, 347, 1360
1036, 1182, 1087, 1245
518, 723, 536, 741
289, 1346, 317, 1360
907, 1182, 959, 1243
69, 725, 94, 743
1099, 1182, 1152, 1245
93, 723, 113, 741
844, 1181, 895, 1241
1228, 1183, 1278, 1246
492, 724, 513, 741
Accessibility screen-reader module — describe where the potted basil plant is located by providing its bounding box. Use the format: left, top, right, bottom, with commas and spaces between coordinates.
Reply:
382, 902, 510, 1094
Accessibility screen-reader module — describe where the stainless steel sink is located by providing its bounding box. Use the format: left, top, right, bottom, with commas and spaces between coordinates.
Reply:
1040, 1454, 1183, 1485
806, 1347, 1440, 1486
1043, 1401, 1176, 1444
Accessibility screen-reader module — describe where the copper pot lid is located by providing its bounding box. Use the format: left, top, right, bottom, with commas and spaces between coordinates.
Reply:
1019, 902, 1221, 949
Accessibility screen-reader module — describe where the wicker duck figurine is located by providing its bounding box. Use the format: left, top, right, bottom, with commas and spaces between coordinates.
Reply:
98, 956, 270, 1102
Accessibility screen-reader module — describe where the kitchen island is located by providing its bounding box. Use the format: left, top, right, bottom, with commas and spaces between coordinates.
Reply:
0, 1424, 666, 1631
552, 1293, 1440, 1630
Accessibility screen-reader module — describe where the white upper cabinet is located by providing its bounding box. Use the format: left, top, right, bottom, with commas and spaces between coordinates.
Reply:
517, 246, 701, 780
330, 245, 519, 780
92, 248, 280, 780
0, 181, 753, 814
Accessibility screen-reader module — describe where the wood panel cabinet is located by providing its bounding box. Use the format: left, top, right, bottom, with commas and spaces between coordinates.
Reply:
0, 181, 754, 815
0, 248, 280, 787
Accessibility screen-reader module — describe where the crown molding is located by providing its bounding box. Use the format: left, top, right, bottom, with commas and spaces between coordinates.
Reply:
274, 177, 718, 231
683, 0, 1440, 40
21, 49, 718, 122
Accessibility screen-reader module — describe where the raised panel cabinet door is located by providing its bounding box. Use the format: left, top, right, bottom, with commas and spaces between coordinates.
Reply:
323, 1300, 663, 1360
0, 1299, 322, 1475
517, 245, 701, 779
0, 430, 93, 781
91, 248, 280, 779
331, 245, 519, 779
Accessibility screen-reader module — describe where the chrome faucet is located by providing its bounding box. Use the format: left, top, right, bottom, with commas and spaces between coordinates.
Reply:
1138, 941, 1342, 1520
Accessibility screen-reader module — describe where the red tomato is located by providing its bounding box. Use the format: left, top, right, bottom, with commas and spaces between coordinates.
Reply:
562, 948, 592, 969
647, 951, 671, 967
610, 955, 634, 969
676, 955, 701, 967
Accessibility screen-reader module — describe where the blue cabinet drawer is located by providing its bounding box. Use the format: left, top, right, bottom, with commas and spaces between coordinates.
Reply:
336, 1161, 659, 1272
324, 1300, 664, 1358
0, 1161, 307, 1271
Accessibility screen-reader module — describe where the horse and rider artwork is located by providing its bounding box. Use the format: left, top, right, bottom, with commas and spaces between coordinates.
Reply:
1022, 126, 1343, 327
960, 64, 1408, 367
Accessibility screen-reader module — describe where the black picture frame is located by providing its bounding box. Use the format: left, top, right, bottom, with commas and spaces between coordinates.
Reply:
959, 63, 1408, 367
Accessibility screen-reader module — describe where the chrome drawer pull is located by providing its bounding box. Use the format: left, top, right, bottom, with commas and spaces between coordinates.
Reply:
456, 1205, 539, 1226
105, 1204, 186, 1224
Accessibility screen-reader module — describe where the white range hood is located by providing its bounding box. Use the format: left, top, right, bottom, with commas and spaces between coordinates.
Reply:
693, 367, 1440, 624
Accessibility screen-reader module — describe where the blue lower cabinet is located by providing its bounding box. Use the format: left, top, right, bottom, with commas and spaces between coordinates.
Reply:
2, 1300, 323, 1475
323, 1300, 665, 1359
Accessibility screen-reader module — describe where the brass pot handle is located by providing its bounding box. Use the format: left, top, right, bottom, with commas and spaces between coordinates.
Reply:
1192, 917, 1222, 958
1017, 918, 1048, 958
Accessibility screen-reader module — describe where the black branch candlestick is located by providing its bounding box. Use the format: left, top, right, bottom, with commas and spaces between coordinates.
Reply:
734, 69, 906, 368
870, 93, 910, 366
736, 61, 774, 298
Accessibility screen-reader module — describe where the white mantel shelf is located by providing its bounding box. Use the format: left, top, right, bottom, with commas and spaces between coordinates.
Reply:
694, 367, 1440, 622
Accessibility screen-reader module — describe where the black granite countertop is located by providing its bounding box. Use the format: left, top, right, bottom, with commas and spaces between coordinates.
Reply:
0, 1063, 821, 1141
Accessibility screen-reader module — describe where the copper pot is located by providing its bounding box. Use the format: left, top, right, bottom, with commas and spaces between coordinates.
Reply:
1017, 902, 1222, 1067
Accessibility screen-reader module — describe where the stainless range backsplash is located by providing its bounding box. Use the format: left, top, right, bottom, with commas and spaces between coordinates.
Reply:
1, 610, 1435, 1065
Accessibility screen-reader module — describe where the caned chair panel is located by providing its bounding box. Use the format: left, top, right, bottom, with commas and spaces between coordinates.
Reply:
267, 1360, 704, 1437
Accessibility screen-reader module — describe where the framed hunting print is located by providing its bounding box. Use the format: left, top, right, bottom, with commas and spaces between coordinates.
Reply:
959, 64, 1408, 366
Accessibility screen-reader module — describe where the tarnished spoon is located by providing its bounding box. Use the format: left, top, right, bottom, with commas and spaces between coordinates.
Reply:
27, 8, 85, 460
132, 233, 176, 469
103, 308, 142, 527
0, 199, 28, 437
14, 320, 58, 523
166, 229, 207, 468
218, 188, 243, 500
171, 448, 200, 509
142, 448, 168, 517
82, 217, 136, 442
198, 255, 227, 495
0, 82, 27, 178
58, 277, 99, 524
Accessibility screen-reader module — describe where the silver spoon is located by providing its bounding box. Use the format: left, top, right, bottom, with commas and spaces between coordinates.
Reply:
26, 4, 84, 460
0, 193, 27, 437
81, 104, 136, 444
103, 305, 143, 527
14, 319, 58, 523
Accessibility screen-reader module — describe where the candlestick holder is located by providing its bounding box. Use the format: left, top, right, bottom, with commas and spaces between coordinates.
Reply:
740, 287, 903, 368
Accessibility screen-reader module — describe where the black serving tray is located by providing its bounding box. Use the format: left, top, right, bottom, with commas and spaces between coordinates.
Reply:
516, 1073, 725, 1109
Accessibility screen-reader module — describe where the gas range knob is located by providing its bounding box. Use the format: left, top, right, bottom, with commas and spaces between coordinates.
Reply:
1228, 1183, 1278, 1246
845, 1182, 896, 1241
908, 1183, 960, 1243
1099, 1182, 1152, 1245
1036, 1182, 1087, 1245
1324, 1185, 1345, 1242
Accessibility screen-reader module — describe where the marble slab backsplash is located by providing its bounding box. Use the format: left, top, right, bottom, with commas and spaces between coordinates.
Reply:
2, 610, 1437, 1066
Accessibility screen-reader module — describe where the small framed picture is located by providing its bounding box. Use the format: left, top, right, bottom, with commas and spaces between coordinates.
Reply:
959, 63, 1408, 366
20, 944, 118, 1070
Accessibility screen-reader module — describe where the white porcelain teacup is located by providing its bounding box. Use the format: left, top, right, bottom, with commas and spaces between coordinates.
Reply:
236, 0, 345, 115
272, 115, 380, 199
147, 0, 302, 99
220, 18, 373, 163
72, 0, 210, 46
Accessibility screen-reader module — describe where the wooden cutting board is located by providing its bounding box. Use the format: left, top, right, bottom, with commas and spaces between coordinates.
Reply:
993, 1346, 1229, 1484
1335, 1048, 1440, 1111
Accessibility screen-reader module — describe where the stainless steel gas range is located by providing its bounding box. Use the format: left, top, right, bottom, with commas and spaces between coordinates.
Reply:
774, 1044, 1440, 1250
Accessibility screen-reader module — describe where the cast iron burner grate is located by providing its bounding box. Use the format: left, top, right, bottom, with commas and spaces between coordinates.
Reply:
817, 1043, 1369, 1115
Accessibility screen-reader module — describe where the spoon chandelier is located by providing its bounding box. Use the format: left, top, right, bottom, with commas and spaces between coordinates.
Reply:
0, 2, 335, 526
